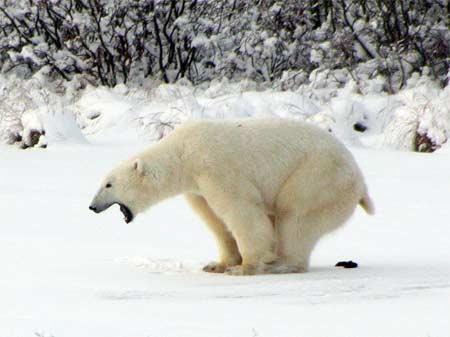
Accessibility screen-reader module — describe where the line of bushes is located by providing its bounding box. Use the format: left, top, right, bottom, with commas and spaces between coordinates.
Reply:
0, 0, 448, 91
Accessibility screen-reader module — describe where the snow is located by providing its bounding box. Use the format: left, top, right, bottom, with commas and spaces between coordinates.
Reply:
2, 74, 442, 151
1, 138, 450, 337
1, 1, 449, 333
1, 70, 449, 337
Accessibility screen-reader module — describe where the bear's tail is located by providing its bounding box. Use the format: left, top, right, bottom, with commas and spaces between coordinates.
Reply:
359, 193, 375, 215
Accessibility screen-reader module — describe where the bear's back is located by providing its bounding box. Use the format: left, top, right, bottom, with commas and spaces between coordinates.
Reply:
175, 118, 347, 162
171, 119, 357, 198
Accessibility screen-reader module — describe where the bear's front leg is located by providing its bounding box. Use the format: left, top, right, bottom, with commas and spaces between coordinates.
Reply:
185, 194, 242, 273
198, 177, 277, 276
210, 201, 277, 276
202, 238, 242, 274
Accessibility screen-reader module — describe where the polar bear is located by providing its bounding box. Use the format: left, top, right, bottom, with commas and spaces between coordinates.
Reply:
89, 119, 374, 275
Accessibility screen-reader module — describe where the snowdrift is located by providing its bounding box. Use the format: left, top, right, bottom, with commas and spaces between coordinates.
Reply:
1, 73, 449, 151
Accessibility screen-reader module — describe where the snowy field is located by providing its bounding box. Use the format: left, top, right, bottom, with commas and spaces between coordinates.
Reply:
1, 139, 450, 337
1, 1, 449, 335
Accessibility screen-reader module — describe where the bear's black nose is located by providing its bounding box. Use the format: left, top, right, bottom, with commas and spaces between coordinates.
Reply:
89, 205, 97, 212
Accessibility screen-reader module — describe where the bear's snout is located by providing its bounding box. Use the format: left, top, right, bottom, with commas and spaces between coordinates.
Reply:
89, 205, 99, 213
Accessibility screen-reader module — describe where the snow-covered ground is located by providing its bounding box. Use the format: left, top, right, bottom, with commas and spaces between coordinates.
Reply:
1, 137, 450, 337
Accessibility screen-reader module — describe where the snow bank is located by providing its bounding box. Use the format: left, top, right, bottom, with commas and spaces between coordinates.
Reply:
0, 74, 87, 146
1, 73, 449, 151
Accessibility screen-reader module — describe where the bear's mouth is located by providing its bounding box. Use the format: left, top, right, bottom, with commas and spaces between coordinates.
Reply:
118, 203, 134, 223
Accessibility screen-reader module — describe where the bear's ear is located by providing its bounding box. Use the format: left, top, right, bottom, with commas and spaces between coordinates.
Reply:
133, 158, 145, 176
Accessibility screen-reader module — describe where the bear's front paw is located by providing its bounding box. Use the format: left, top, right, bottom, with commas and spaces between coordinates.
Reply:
202, 261, 227, 273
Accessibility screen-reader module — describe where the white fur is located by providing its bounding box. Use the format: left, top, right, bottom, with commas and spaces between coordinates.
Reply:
91, 119, 374, 275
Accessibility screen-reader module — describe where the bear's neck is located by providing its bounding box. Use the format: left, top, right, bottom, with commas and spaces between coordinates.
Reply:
143, 137, 196, 202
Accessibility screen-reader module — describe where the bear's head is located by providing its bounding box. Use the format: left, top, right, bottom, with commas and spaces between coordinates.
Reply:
89, 158, 151, 223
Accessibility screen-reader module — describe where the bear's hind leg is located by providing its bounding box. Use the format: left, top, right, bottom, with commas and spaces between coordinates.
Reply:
275, 199, 358, 274
185, 194, 242, 273
274, 212, 320, 273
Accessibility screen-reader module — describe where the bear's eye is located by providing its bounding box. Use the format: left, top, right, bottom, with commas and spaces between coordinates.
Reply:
105, 183, 112, 188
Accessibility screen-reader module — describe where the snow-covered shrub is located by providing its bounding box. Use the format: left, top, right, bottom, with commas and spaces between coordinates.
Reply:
20, 110, 47, 148
0, 75, 33, 144
0, 1, 447, 90
411, 87, 450, 152
0, 74, 87, 147
367, 79, 450, 152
